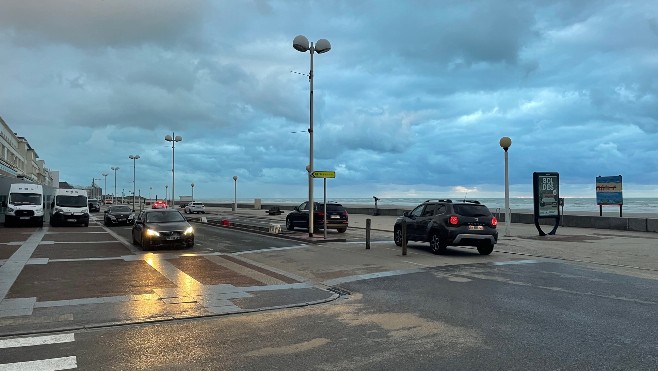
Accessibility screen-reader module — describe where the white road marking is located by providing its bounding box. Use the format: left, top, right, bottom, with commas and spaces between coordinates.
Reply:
0, 356, 77, 370
493, 259, 539, 265
0, 334, 75, 349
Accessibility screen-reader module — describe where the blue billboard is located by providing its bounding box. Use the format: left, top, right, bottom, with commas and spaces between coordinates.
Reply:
596, 175, 623, 205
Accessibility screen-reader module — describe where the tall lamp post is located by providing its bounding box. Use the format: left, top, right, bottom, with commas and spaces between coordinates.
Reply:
232, 176, 238, 212
102, 173, 108, 203
111, 166, 119, 204
165, 185, 168, 204
293, 34, 331, 237
191, 183, 195, 202
499, 137, 512, 237
129, 155, 140, 211
165, 133, 182, 208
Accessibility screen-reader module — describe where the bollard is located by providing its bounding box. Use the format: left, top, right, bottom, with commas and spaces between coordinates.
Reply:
402, 219, 407, 256
366, 218, 371, 249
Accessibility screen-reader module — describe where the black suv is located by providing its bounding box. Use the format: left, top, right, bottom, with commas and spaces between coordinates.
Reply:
394, 199, 498, 255
286, 201, 349, 233
88, 198, 101, 212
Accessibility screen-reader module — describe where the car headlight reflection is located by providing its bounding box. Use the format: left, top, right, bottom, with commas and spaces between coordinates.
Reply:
184, 227, 194, 235
146, 229, 160, 237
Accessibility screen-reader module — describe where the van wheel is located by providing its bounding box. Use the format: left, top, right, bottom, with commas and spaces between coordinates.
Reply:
430, 232, 447, 255
337, 228, 347, 233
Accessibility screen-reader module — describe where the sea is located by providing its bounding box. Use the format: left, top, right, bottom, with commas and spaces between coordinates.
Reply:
199, 197, 658, 214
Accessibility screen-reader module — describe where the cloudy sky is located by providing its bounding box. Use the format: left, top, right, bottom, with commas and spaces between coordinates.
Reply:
1, 0, 657, 201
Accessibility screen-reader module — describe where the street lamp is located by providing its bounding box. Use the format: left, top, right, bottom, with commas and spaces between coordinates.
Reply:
111, 166, 119, 204
102, 173, 108, 203
191, 183, 195, 202
129, 154, 140, 211
293, 34, 331, 237
165, 133, 182, 208
232, 176, 238, 212
165, 185, 168, 203
499, 136, 512, 237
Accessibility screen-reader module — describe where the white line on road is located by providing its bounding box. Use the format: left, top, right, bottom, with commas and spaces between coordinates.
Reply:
0, 356, 77, 371
0, 334, 75, 349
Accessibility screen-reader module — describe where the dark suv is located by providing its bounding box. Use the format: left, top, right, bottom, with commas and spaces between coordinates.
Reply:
286, 201, 349, 233
394, 199, 498, 255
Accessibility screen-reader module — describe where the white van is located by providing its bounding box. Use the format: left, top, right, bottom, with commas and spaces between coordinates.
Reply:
50, 188, 90, 227
2, 183, 45, 227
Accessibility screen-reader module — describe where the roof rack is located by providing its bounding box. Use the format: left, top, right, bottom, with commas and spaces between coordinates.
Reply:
424, 199, 453, 203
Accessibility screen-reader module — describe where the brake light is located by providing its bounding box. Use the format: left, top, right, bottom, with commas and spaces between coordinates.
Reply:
449, 215, 459, 225
316, 211, 325, 219
491, 217, 498, 226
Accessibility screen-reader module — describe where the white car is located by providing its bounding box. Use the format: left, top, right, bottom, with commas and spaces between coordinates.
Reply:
184, 202, 206, 214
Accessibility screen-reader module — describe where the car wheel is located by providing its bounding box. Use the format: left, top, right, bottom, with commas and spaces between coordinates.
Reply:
285, 217, 294, 231
337, 227, 347, 233
393, 227, 406, 247
430, 232, 447, 255
477, 242, 494, 255
141, 233, 151, 251
83, 222, 89, 227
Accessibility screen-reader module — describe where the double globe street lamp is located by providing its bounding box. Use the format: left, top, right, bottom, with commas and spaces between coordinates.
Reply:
165, 133, 182, 208
293, 34, 331, 237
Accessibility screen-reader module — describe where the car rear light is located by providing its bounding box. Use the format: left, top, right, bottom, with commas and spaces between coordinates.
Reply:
449, 215, 459, 225
316, 211, 325, 219
491, 217, 498, 226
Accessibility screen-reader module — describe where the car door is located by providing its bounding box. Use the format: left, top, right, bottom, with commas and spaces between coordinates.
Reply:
415, 203, 437, 240
291, 202, 308, 227
405, 204, 426, 239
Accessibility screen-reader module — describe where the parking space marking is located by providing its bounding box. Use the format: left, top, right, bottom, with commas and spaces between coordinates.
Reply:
0, 229, 46, 303
0, 333, 74, 349
0, 356, 77, 370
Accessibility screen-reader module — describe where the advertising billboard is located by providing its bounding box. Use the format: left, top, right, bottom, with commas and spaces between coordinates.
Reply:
596, 175, 623, 205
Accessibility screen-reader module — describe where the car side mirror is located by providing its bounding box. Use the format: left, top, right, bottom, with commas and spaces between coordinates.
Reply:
403, 211, 410, 217
294, 206, 299, 211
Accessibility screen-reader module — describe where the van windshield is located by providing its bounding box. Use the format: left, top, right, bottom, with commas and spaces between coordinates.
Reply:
56, 195, 88, 207
10, 193, 42, 205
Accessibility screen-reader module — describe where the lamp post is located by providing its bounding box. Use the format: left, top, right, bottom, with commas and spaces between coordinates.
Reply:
102, 173, 108, 203
293, 34, 331, 237
149, 186, 152, 204
129, 155, 140, 211
165, 133, 182, 208
499, 137, 512, 237
232, 176, 238, 212
191, 183, 195, 202
111, 166, 119, 204
165, 185, 168, 204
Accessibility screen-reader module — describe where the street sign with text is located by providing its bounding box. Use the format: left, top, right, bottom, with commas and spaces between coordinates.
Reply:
311, 171, 335, 178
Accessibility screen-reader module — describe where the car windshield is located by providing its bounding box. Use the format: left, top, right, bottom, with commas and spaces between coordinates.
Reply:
453, 204, 491, 217
10, 193, 41, 205
313, 203, 344, 212
146, 211, 185, 223
111, 206, 131, 212
56, 195, 88, 207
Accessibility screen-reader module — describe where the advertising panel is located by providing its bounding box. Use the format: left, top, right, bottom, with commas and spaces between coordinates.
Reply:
534, 172, 560, 217
596, 175, 623, 205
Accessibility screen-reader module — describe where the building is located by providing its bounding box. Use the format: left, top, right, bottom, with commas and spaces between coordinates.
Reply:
0, 116, 55, 186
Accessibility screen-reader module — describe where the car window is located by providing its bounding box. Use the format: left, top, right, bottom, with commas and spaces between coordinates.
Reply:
111, 206, 131, 212
453, 204, 491, 217
324, 204, 344, 212
299, 202, 308, 211
422, 204, 436, 217
435, 205, 447, 215
410, 205, 424, 217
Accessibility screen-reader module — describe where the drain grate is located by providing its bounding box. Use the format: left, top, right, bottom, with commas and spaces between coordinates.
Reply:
327, 286, 351, 297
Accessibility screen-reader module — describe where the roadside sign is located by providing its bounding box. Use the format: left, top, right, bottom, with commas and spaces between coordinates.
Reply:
311, 171, 335, 178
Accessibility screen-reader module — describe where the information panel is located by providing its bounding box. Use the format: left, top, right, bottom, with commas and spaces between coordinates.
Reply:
596, 175, 623, 205
533, 172, 560, 236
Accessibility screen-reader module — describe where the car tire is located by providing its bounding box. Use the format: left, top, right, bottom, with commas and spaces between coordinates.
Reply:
141, 234, 150, 251
393, 227, 407, 247
430, 232, 447, 255
337, 227, 347, 233
285, 217, 294, 231
477, 242, 494, 255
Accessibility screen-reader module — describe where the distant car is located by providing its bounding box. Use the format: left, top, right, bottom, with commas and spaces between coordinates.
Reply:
104, 199, 113, 205
184, 202, 205, 214
131, 209, 194, 250
285, 201, 348, 233
104, 205, 135, 226
393, 199, 498, 255
88, 198, 101, 212
151, 200, 168, 209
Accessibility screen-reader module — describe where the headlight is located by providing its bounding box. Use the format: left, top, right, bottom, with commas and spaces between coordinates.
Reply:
7, 207, 14, 213
183, 226, 194, 235
109, 215, 117, 220
54, 207, 64, 213
146, 229, 160, 237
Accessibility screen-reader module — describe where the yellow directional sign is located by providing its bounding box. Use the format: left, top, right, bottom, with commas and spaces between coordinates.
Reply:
311, 171, 335, 178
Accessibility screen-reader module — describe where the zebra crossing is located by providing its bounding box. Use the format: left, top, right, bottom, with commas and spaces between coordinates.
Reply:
0, 334, 77, 370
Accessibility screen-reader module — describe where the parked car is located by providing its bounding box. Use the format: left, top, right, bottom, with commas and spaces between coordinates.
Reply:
131, 209, 194, 250
393, 199, 498, 255
285, 201, 348, 233
104, 199, 113, 205
184, 202, 205, 214
151, 200, 168, 209
104, 205, 135, 226
88, 198, 101, 212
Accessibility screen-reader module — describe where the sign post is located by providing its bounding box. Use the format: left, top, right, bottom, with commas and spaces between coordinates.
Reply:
311, 171, 335, 239
533, 172, 560, 236
596, 175, 623, 217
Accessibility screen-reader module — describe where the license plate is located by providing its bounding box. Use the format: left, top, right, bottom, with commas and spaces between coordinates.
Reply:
20, 217, 29, 220
330, 215, 340, 219
166, 236, 179, 240
67, 219, 76, 222
468, 225, 484, 230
